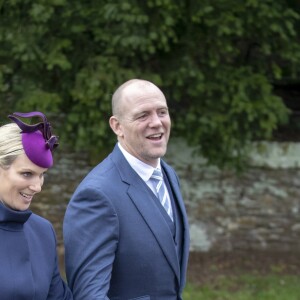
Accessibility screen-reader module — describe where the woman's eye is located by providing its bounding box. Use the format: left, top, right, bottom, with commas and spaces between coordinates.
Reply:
22, 172, 32, 177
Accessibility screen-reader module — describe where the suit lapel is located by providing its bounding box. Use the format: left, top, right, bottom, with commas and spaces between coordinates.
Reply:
111, 146, 180, 282
161, 161, 190, 287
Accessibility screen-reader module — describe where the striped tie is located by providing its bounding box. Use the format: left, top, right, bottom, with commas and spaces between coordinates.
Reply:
151, 169, 173, 221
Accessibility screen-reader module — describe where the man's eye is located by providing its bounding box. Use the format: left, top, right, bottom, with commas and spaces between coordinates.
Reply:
159, 110, 168, 116
137, 114, 147, 119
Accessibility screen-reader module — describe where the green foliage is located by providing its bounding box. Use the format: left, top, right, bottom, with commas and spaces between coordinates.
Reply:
183, 275, 300, 300
0, 0, 299, 169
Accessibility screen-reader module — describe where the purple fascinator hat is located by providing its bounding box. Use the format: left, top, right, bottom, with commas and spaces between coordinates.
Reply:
8, 111, 59, 168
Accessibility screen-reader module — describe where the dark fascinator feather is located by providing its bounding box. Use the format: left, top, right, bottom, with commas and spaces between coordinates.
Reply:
8, 111, 59, 151
7, 111, 59, 168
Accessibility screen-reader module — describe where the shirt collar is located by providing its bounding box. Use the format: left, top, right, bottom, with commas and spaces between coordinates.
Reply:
117, 143, 161, 182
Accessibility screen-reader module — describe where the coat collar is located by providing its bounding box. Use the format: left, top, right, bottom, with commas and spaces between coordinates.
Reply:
0, 203, 32, 230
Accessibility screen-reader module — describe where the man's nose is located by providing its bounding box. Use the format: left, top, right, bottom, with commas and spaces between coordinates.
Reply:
149, 113, 162, 126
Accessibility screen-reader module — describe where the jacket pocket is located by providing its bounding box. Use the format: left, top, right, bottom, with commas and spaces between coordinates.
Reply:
129, 296, 150, 300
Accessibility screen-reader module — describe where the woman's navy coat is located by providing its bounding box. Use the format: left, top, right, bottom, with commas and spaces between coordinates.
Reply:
0, 203, 73, 300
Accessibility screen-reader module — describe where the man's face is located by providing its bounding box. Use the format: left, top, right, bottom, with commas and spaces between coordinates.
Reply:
113, 84, 171, 167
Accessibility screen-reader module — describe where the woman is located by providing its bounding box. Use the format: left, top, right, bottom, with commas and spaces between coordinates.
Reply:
0, 111, 73, 300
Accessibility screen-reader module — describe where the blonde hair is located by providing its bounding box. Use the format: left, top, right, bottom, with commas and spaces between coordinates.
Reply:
0, 123, 24, 168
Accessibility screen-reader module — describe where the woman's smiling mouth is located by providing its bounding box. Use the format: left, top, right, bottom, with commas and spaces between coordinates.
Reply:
20, 192, 33, 200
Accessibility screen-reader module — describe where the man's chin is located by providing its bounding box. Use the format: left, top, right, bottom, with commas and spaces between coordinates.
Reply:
149, 149, 167, 159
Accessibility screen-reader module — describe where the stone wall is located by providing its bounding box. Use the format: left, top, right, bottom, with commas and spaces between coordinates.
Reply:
32, 139, 300, 254
165, 139, 300, 252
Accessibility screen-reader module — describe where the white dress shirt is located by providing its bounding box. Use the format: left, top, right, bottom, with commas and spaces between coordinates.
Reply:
117, 143, 170, 198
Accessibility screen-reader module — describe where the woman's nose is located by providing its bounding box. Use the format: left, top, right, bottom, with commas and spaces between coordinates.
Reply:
29, 179, 42, 193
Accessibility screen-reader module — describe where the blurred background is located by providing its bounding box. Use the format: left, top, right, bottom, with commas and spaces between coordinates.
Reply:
1, 1, 300, 298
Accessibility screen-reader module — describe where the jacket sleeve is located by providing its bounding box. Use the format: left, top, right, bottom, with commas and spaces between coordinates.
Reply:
47, 224, 73, 300
63, 185, 119, 300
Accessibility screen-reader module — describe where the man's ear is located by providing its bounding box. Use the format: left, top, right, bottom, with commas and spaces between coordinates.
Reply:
109, 116, 123, 137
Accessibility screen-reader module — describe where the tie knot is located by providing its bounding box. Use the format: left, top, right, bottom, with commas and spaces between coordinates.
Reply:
151, 169, 163, 182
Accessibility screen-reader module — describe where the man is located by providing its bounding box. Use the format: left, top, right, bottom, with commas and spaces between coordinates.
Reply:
63, 79, 190, 300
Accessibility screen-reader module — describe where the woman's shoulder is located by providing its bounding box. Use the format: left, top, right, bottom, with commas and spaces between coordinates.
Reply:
26, 213, 55, 236
28, 213, 52, 225
22, 213, 58, 253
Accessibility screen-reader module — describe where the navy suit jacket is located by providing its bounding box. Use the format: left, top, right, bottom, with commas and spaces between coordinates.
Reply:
63, 145, 190, 300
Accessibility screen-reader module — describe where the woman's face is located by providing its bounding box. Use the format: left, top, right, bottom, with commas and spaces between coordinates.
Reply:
0, 153, 47, 211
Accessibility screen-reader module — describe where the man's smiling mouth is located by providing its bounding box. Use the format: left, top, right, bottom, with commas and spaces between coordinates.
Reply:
147, 133, 163, 140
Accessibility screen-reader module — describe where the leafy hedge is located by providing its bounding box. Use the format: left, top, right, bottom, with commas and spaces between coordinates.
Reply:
1, 0, 299, 169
